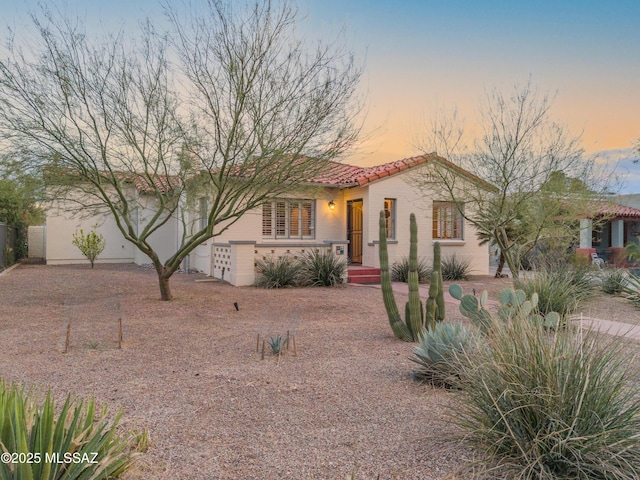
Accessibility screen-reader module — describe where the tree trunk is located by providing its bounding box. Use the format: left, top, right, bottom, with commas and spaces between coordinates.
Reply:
158, 273, 173, 301
495, 250, 506, 278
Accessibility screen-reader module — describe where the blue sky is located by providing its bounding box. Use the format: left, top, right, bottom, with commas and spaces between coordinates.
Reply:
2, 0, 639, 191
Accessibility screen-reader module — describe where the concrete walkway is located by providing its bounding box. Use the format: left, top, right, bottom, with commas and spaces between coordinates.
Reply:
352, 281, 640, 341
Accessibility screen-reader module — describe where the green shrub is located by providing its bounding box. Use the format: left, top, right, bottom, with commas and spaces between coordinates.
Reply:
390, 256, 431, 283
621, 273, 640, 308
0, 380, 141, 479
410, 322, 478, 387
600, 268, 628, 295
453, 319, 640, 479
514, 266, 596, 317
71, 225, 105, 269
298, 249, 347, 287
255, 255, 299, 288
440, 255, 471, 281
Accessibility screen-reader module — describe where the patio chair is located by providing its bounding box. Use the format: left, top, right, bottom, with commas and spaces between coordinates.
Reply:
591, 252, 604, 269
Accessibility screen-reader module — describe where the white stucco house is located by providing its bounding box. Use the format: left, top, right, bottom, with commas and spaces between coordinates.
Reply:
45, 153, 493, 285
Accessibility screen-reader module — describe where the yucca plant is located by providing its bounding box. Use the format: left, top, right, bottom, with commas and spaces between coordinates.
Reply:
0, 380, 140, 479
390, 256, 432, 283
600, 268, 628, 295
621, 273, 640, 307
440, 255, 471, 281
255, 255, 300, 288
298, 250, 347, 287
410, 322, 478, 387
453, 319, 640, 479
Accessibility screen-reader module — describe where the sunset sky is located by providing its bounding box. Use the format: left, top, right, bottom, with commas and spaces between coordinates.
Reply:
2, 0, 639, 191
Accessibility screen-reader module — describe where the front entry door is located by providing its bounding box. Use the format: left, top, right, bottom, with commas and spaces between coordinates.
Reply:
347, 199, 363, 263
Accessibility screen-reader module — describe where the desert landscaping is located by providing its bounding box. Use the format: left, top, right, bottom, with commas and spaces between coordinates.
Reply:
1, 264, 639, 479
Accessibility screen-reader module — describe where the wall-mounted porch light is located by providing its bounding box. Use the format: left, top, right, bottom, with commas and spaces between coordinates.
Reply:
328, 200, 336, 210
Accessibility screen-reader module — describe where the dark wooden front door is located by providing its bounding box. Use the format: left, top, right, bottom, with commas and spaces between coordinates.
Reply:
347, 199, 363, 263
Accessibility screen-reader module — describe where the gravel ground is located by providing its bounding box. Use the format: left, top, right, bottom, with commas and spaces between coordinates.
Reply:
0, 264, 637, 479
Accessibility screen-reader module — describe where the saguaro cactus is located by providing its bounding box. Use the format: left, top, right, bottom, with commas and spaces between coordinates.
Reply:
433, 241, 445, 321
406, 213, 424, 339
379, 211, 413, 341
425, 270, 439, 331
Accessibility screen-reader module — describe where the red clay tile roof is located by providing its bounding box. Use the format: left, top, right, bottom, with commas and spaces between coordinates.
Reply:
590, 202, 640, 219
307, 153, 495, 190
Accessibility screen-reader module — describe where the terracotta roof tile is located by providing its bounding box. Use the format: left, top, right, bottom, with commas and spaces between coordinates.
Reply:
306, 153, 494, 190
592, 202, 640, 218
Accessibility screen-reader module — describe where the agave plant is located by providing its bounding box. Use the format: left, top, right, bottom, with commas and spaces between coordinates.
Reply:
410, 322, 478, 387
268, 335, 288, 355
0, 380, 140, 479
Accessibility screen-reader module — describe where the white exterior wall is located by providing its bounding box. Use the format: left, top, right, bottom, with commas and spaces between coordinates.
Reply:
45, 208, 135, 265
188, 188, 346, 278
46, 195, 179, 266
363, 168, 489, 275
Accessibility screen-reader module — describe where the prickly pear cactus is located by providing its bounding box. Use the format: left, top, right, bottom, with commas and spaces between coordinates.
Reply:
449, 284, 561, 331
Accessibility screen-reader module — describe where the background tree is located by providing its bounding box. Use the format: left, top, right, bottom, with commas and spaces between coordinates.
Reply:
413, 80, 611, 277
0, 154, 44, 226
0, 0, 362, 300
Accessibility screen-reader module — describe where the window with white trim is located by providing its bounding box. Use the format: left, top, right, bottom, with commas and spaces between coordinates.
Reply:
262, 199, 315, 239
432, 201, 463, 240
384, 198, 396, 239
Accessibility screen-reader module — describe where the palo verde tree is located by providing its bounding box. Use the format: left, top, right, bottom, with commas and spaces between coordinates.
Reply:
412, 80, 612, 278
0, 0, 362, 300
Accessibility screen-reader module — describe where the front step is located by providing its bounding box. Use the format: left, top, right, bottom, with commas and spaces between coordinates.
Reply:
347, 266, 381, 284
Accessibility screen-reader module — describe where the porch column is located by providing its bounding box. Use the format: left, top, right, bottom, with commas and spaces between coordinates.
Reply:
576, 219, 595, 262
579, 219, 592, 248
611, 219, 624, 248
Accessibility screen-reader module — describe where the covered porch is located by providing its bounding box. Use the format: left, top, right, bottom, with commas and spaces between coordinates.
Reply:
576, 203, 640, 266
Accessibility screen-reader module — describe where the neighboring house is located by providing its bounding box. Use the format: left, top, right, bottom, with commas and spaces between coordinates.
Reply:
45, 153, 492, 285
576, 196, 640, 266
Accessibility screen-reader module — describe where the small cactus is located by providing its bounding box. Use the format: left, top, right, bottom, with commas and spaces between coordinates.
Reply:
433, 242, 445, 321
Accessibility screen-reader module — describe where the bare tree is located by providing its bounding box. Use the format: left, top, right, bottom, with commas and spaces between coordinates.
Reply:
0, 0, 362, 300
413, 80, 610, 278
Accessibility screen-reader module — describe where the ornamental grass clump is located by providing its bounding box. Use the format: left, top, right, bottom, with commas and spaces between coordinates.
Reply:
255, 255, 300, 288
299, 249, 347, 287
453, 318, 640, 480
0, 380, 141, 479
440, 254, 472, 281
390, 256, 432, 283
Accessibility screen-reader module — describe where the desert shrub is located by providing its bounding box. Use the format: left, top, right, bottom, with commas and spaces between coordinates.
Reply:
390, 256, 431, 283
453, 319, 640, 479
600, 268, 628, 295
0, 380, 140, 479
621, 273, 640, 308
298, 249, 347, 286
440, 254, 471, 281
514, 266, 596, 317
71, 225, 105, 269
255, 255, 299, 288
410, 322, 478, 387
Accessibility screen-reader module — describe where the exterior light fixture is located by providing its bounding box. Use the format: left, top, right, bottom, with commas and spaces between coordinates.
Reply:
328, 200, 335, 210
